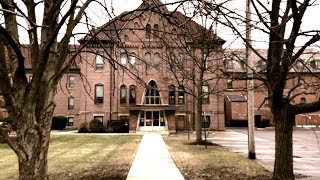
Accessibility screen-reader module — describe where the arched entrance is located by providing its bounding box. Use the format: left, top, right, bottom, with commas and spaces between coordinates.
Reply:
137, 80, 168, 131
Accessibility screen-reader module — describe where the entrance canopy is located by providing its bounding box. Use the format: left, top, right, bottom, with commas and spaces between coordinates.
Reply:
124, 105, 177, 111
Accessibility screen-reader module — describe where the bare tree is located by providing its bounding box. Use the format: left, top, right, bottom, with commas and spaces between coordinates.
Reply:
201, 0, 320, 179
0, 0, 107, 179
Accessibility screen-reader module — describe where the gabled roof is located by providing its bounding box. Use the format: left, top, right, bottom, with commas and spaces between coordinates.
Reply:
79, 0, 225, 44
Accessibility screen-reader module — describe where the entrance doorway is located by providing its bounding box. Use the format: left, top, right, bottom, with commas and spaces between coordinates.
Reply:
138, 110, 167, 131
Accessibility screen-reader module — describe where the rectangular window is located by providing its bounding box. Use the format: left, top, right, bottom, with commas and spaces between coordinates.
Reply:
201, 115, 210, 128
68, 117, 74, 126
227, 79, 233, 89
68, 75, 75, 88
94, 116, 103, 122
178, 86, 185, 104
95, 84, 104, 104
130, 55, 136, 69
202, 85, 209, 104
169, 86, 175, 105
96, 53, 104, 69
68, 97, 74, 110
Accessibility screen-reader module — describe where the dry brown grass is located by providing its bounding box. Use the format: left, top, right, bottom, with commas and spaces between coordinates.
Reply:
164, 134, 273, 180
0, 134, 141, 180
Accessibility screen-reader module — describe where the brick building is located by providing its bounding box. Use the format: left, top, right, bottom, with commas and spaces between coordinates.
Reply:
2, 0, 320, 132
50, 0, 226, 132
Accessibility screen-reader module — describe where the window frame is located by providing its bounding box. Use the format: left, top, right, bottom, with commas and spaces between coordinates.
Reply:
68, 75, 75, 88
146, 24, 151, 38
169, 85, 175, 105
68, 96, 75, 110
120, 85, 127, 105
178, 86, 185, 104
129, 85, 136, 104
67, 117, 74, 126
202, 85, 209, 104
95, 52, 104, 70
95, 84, 104, 104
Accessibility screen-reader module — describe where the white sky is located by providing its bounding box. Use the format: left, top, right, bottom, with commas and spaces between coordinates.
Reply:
9, 0, 320, 49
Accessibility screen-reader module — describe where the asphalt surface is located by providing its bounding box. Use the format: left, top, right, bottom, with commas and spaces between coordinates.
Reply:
208, 127, 320, 180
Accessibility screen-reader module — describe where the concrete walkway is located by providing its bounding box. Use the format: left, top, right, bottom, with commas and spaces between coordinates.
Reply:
126, 134, 184, 180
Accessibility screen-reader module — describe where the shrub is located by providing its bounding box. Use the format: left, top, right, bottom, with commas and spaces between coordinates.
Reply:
51, 116, 68, 130
89, 119, 104, 133
78, 122, 89, 133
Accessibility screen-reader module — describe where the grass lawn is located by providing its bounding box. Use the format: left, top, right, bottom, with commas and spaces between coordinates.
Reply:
0, 134, 141, 180
164, 134, 273, 180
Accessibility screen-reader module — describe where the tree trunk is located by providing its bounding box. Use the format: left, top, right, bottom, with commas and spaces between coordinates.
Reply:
195, 91, 203, 143
16, 116, 51, 180
273, 107, 294, 180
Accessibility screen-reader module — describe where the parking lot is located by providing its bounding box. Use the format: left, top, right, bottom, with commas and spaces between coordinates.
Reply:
208, 127, 320, 180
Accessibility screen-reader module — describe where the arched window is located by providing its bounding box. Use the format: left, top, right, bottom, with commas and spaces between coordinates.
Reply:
146, 24, 151, 38
144, 81, 161, 105
169, 85, 175, 105
129, 85, 136, 104
145, 53, 151, 72
300, 97, 306, 104
120, 53, 127, 66
120, 85, 127, 104
178, 53, 184, 68
153, 24, 159, 37
178, 86, 185, 104
154, 53, 160, 70
129, 53, 136, 69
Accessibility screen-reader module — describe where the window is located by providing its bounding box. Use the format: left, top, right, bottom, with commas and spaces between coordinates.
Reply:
310, 59, 320, 70
202, 115, 210, 128
178, 86, 185, 104
68, 75, 75, 88
145, 53, 151, 72
124, 35, 129, 41
95, 84, 104, 104
202, 85, 209, 104
299, 78, 305, 89
169, 53, 176, 69
96, 52, 104, 69
178, 53, 184, 68
146, 24, 151, 38
68, 117, 74, 126
154, 53, 160, 70
225, 59, 234, 69
295, 59, 304, 71
144, 81, 161, 105
300, 97, 306, 104
203, 53, 208, 68
94, 116, 103, 122
120, 53, 127, 66
264, 98, 269, 107
153, 24, 159, 37
227, 79, 233, 89
129, 54, 136, 69
68, 97, 74, 110
169, 85, 175, 105
120, 85, 127, 104
172, 28, 177, 39
129, 85, 136, 104
29, 75, 33, 82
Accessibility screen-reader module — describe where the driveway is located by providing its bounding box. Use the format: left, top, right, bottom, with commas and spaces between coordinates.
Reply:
207, 127, 320, 180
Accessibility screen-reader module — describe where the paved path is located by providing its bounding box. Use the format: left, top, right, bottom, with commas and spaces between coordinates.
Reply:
209, 128, 320, 180
126, 133, 184, 180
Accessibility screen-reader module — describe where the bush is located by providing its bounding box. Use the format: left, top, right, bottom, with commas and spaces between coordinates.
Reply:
106, 119, 129, 133
51, 116, 68, 130
78, 122, 89, 133
89, 119, 104, 133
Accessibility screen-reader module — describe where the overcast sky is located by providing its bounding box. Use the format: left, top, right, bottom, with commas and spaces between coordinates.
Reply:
11, 0, 320, 49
